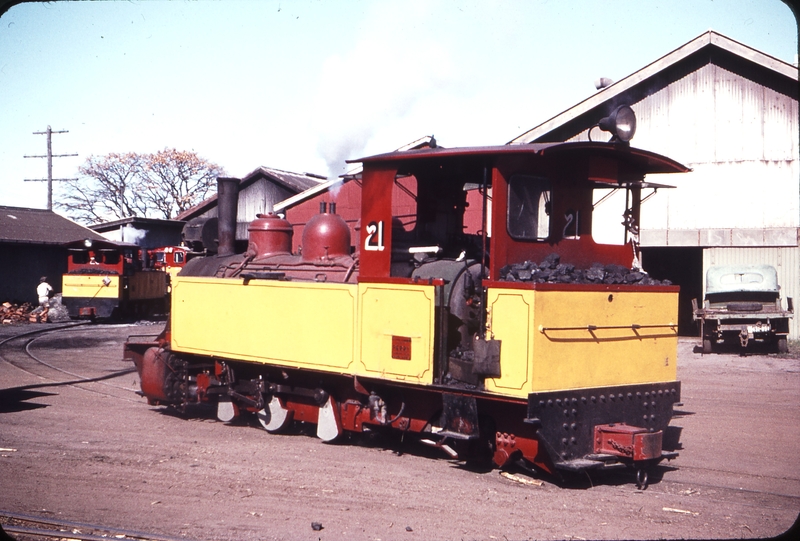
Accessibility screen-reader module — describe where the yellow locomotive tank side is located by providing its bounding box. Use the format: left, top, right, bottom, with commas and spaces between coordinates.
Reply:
62, 274, 120, 300
357, 282, 436, 384
171, 276, 358, 371
485, 287, 679, 397
171, 277, 437, 384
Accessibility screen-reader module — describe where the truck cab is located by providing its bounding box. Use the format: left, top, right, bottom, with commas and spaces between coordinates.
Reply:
693, 264, 793, 353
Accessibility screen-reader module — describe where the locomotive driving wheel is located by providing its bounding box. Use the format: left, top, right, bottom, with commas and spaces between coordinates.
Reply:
257, 396, 293, 433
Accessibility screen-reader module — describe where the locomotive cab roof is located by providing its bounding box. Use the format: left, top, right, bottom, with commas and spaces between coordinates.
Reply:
351, 141, 689, 184
350, 141, 689, 279
63, 238, 139, 251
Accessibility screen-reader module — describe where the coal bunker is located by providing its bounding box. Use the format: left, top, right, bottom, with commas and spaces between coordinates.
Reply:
498, 253, 671, 286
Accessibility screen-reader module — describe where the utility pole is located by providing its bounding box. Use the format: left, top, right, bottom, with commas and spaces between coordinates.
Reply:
24, 125, 78, 211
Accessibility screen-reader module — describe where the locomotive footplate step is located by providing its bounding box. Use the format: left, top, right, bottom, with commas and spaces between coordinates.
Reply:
556, 449, 679, 473
555, 457, 626, 472
439, 393, 481, 440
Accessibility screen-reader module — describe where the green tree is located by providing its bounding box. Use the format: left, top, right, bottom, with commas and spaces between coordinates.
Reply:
59, 148, 225, 224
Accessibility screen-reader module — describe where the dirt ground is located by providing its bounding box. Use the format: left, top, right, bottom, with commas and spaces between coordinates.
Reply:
1, 323, 798, 541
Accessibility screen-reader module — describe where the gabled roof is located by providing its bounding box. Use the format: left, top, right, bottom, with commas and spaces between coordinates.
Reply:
0, 205, 107, 245
252, 166, 326, 193
273, 177, 346, 213
509, 30, 799, 144
90, 216, 186, 234
176, 167, 326, 221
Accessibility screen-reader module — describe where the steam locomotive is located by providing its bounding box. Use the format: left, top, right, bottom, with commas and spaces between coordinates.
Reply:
125, 106, 689, 486
62, 238, 169, 319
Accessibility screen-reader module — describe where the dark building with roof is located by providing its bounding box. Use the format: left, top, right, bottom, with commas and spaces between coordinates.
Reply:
90, 216, 186, 250
0, 206, 106, 304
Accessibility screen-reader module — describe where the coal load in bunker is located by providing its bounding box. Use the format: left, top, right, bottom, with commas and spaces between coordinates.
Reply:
125, 106, 689, 488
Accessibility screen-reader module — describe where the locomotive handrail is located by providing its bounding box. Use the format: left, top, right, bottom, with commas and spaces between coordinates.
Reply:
538, 323, 676, 333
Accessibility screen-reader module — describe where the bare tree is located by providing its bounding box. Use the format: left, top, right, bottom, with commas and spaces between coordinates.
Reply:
59, 152, 147, 224
139, 148, 225, 219
58, 149, 225, 224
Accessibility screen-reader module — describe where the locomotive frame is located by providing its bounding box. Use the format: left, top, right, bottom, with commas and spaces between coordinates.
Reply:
125, 110, 689, 487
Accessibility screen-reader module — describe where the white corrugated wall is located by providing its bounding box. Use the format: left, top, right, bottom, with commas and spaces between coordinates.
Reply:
571, 62, 799, 341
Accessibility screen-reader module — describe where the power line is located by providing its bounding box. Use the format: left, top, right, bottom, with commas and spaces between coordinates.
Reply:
24, 125, 78, 211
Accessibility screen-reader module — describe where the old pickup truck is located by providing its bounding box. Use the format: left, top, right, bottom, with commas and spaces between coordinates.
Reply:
693, 264, 793, 353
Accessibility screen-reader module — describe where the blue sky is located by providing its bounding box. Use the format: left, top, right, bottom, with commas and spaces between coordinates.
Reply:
0, 0, 797, 213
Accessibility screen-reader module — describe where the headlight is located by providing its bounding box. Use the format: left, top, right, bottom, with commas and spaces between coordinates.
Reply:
598, 105, 637, 143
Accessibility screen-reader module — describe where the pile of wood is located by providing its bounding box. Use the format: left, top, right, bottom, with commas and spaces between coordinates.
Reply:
1, 302, 47, 324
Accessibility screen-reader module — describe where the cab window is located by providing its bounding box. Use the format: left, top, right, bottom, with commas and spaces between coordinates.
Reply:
70, 250, 89, 265
507, 175, 551, 240
101, 250, 120, 265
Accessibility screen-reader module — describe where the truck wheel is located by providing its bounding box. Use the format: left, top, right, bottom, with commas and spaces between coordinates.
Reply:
702, 338, 715, 354
777, 336, 789, 354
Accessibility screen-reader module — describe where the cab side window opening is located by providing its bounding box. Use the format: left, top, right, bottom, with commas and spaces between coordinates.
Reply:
387, 171, 487, 279
101, 250, 121, 265
71, 250, 89, 265
591, 188, 628, 245
393, 175, 418, 233
507, 175, 551, 240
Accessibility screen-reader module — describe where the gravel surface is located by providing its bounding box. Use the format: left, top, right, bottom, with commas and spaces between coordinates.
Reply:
1, 322, 798, 540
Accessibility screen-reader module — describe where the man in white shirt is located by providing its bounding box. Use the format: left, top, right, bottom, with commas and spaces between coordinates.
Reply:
37, 276, 53, 308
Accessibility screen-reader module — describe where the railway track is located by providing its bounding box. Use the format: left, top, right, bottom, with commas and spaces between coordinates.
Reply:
0, 323, 145, 403
0, 510, 192, 541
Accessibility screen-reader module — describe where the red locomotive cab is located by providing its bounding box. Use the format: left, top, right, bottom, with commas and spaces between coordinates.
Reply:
66, 239, 125, 275
149, 246, 188, 272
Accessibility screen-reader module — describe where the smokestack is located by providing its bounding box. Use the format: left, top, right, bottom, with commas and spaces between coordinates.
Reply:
217, 177, 240, 257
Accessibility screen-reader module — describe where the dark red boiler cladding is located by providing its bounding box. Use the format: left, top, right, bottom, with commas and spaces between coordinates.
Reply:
302, 202, 351, 261
247, 213, 293, 259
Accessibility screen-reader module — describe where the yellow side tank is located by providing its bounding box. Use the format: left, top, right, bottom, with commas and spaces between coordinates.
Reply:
485, 284, 678, 397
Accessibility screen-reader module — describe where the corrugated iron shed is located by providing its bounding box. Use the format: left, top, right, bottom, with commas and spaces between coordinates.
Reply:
90, 216, 186, 249
0, 205, 105, 245
510, 30, 797, 146
508, 30, 799, 339
0, 206, 107, 304
177, 166, 325, 222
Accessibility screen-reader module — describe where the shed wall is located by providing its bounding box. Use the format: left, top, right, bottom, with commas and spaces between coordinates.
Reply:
568, 61, 799, 341
235, 180, 296, 239
568, 63, 799, 238
0, 244, 66, 304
